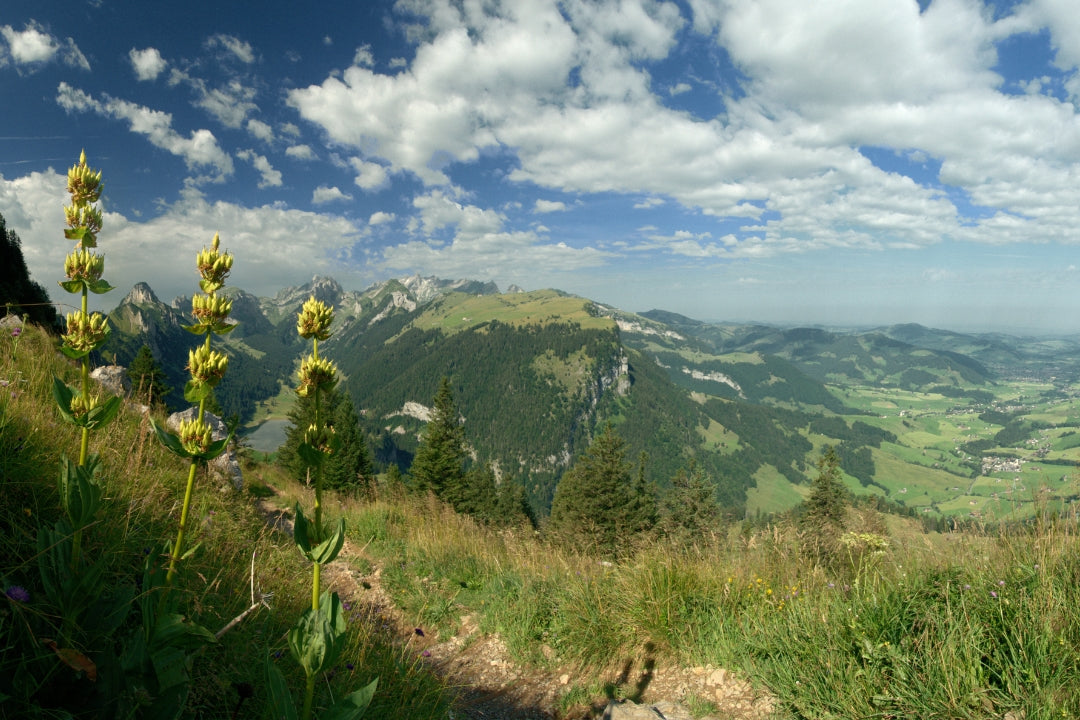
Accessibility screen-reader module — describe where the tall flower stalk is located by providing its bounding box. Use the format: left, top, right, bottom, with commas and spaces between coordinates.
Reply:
151, 233, 236, 584
52, 151, 120, 568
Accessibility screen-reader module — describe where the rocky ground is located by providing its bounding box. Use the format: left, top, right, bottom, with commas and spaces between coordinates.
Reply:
258, 497, 777, 720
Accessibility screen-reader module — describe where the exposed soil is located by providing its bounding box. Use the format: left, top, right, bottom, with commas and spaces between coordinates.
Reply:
256, 496, 777, 720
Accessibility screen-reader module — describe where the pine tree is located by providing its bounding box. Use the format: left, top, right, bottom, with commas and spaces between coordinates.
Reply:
659, 460, 722, 543
409, 377, 467, 498
801, 446, 849, 563
548, 423, 642, 554
128, 344, 172, 408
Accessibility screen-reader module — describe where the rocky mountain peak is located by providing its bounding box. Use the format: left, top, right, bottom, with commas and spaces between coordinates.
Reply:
124, 282, 161, 306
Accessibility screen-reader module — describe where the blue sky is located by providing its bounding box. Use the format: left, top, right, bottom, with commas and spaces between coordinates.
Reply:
3, 0, 1080, 333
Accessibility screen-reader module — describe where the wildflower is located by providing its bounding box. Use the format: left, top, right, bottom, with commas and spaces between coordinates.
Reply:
191, 292, 233, 327
421, 650, 431, 658
178, 418, 214, 456
346, 662, 355, 670
62, 311, 109, 353
296, 296, 334, 341
296, 355, 337, 397
187, 345, 229, 386
196, 233, 233, 292
64, 248, 105, 283
5, 585, 30, 603
997, 580, 1005, 587
11, 327, 21, 338
990, 591, 998, 599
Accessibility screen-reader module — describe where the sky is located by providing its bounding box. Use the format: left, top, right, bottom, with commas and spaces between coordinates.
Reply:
3, 0, 1080, 334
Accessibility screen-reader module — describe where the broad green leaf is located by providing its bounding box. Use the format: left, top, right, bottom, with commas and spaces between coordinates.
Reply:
60, 344, 91, 360
150, 418, 192, 459
85, 395, 123, 430
182, 323, 211, 336
293, 503, 313, 555
183, 379, 212, 404
59, 279, 84, 294
265, 655, 299, 720
297, 441, 325, 467
87, 279, 115, 295
53, 377, 76, 423
287, 592, 347, 677
309, 518, 346, 565
321, 678, 378, 720
212, 321, 238, 335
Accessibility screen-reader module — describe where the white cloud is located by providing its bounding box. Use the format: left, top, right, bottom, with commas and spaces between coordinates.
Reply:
533, 199, 567, 213
56, 82, 234, 182
312, 185, 352, 204
353, 44, 375, 67
129, 47, 166, 81
246, 118, 274, 143
205, 33, 255, 64
236, 149, 282, 188
1, 21, 89, 70
369, 211, 396, 225
286, 144, 316, 161
349, 157, 389, 190
668, 82, 691, 96
281, 122, 301, 137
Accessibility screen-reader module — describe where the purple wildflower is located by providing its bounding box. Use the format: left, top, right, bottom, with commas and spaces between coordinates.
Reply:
990, 591, 998, 599
346, 662, 355, 670
997, 580, 1005, 587
421, 650, 431, 658
11, 327, 20, 337
5, 586, 29, 603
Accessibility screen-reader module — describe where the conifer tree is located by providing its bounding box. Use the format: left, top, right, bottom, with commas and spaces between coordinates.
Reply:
659, 460, 722, 543
801, 446, 849, 563
410, 377, 467, 498
128, 343, 171, 407
0, 211, 58, 328
279, 386, 373, 493
548, 423, 642, 554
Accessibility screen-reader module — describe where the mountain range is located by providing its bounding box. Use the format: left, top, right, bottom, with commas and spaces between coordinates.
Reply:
102, 275, 1080, 517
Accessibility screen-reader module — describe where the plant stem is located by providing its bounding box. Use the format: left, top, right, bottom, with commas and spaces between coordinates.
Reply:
303, 674, 316, 720
167, 332, 212, 583
78, 289, 90, 467
311, 336, 323, 612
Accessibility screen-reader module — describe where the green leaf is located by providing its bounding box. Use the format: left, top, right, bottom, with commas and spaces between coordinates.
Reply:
150, 418, 192, 459
85, 395, 123, 430
150, 613, 216, 653
293, 502, 313, 556
150, 645, 188, 691
59, 279, 85, 294
60, 344, 91, 360
183, 379, 212, 404
182, 323, 211, 336
287, 592, 347, 677
87, 278, 115, 295
322, 678, 378, 720
53, 377, 76, 423
298, 441, 325, 467
191, 431, 233, 463
212, 321, 238, 335
64, 227, 87, 242
265, 655, 299, 720
310, 518, 346, 565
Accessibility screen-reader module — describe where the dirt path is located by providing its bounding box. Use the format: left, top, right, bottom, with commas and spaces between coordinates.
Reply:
256, 496, 777, 720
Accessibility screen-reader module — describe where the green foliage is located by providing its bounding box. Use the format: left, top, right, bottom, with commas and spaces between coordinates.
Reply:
0, 212, 58, 329
409, 377, 467, 498
659, 461, 723, 543
279, 386, 374, 494
129, 344, 172, 408
800, 447, 849, 564
548, 424, 655, 554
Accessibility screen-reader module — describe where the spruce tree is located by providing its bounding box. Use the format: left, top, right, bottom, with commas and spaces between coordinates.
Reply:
548, 423, 641, 554
279, 386, 373, 493
409, 377, 467, 498
128, 344, 172, 408
801, 446, 849, 563
659, 460, 722, 543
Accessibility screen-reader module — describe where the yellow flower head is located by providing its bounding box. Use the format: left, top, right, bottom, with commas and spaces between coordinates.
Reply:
191, 292, 233, 327
296, 296, 334, 341
62, 311, 109, 353
64, 248, 105, 283
68, 391, 100, 419
196, 233, 233, 292
178, 418, 214, 456
187, 344, 229, 386
296, 354, 337, 397
66, 150, 104, 206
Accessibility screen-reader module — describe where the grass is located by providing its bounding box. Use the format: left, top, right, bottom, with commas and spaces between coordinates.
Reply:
0, 323, 450, 719
324, 481, 1080, 719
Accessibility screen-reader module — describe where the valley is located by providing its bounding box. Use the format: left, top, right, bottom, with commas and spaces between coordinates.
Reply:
103, 273, 1080, 525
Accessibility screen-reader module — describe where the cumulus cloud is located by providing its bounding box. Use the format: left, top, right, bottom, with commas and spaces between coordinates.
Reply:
286, 144, 316, 161
312, 185, 352, 204
246, 118, 274, 143
369, 211, 396, 225
56, 82, 234, 182
349, 157, 389, 190
1, 21, 89, 70
533, 199, 567, 213
236, 149, 282, 188
129, 47, 166, 81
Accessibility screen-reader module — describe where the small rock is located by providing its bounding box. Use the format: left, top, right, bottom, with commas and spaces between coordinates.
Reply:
604, 700, 694, 720
559, 674, 569, 686
707, 668, 727, 686
91, 365, 131, 397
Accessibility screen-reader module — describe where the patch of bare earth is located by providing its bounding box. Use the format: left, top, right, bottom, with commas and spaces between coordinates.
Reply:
256, 497, 776, 720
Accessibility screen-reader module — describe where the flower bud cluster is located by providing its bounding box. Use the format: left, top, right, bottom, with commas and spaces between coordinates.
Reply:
296, 355, 338, 398
64, 151, 105, 249
296, 296, 334, 341
196, 233, 233, 293
187, 345, 229, 387
65, 248, 105, 283
178, 418, 214, 456
68, 391, 100, 419
191, 293, 233, 327
61, 311, 109, 353
304, 423, 336, 455
66, 150, 103, 206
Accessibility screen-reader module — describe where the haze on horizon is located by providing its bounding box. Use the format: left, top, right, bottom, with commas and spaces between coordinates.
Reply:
3, 0, 1080, 335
